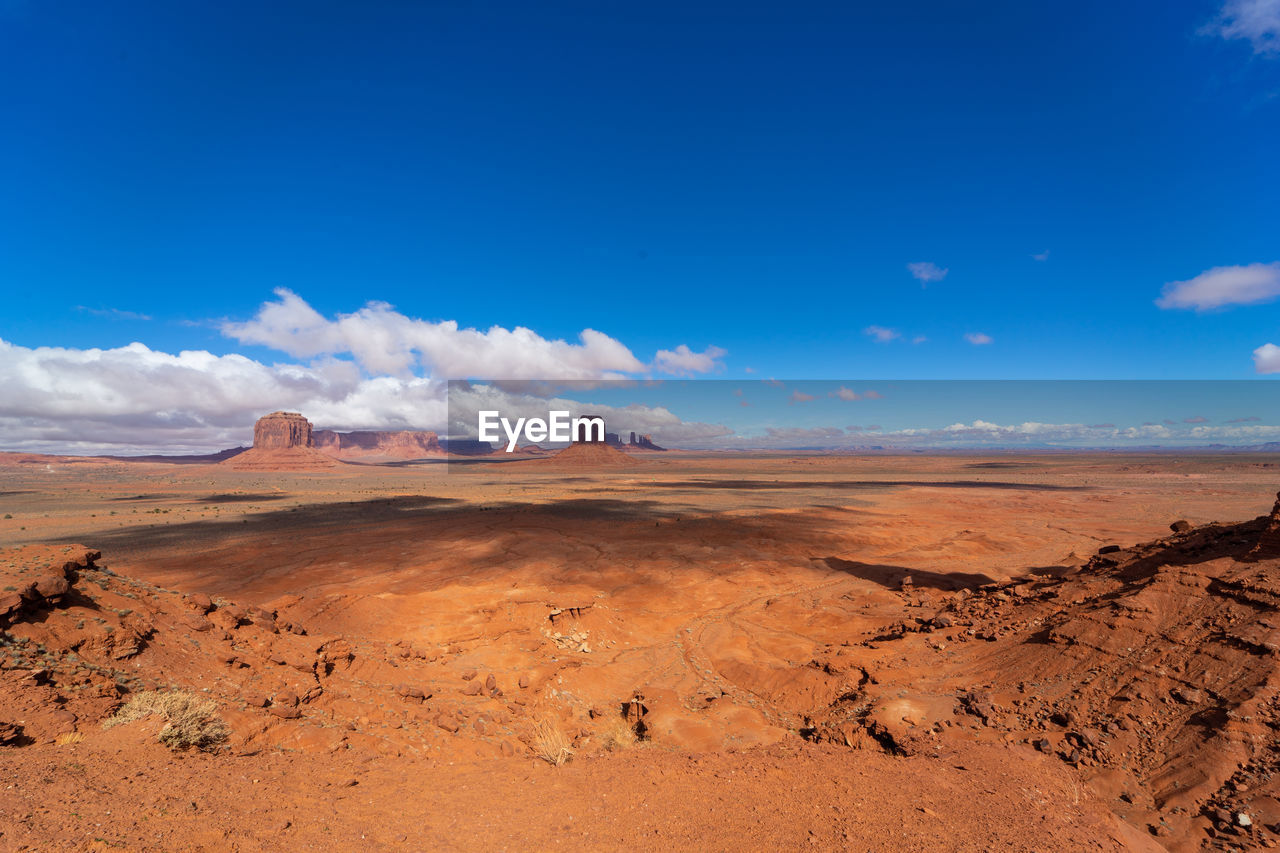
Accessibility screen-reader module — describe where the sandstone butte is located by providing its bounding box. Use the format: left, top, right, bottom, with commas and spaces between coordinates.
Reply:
220, 412, 341, 471
223, 412, 445, 470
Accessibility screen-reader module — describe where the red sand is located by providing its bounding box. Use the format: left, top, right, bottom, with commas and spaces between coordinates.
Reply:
2, 451, 1279, 850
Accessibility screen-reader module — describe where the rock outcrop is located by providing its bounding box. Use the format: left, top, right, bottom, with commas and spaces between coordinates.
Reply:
1247, 491, 1280, 560
253, 412, 314, 449
221, 412, 340, 471
547, 442, 639, 467
0, 548, 98, 628
313, 429, 441, 460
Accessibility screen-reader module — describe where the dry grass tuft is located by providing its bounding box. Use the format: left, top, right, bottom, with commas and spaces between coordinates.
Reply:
599, 714, 637, 751
104, 690, 229, 751
532, 717, 573, 766
54, 732, 84, 746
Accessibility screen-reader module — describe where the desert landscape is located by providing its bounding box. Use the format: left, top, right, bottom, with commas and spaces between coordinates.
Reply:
6, 2, 1279, 849
4, 417, 1280, 851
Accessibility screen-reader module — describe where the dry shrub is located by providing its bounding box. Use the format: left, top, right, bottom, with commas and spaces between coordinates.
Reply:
599, 714, 637, 751
104, 690, 229, 751
54, 732, 83, 746
532, 717, 573, 766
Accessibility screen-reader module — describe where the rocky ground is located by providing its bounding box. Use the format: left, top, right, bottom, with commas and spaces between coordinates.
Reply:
1, 452, 1279, 850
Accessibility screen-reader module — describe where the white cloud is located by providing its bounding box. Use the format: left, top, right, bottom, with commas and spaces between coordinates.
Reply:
964, 332, 993, 345
864, 325, 900, 343
1255, 342, 1280, 373
1208, 0, 1280, 54
1032, 250, 1050, 262
223, 288, 649, 379
76, 306, 153, 321
0, 291, 729, 453
1156, 262, 1280, 310
907, 261, 948, 284
445, 383, 731, 444
652, 344, 728, 375
829, 387, 882, 401
0, 337, 452, 453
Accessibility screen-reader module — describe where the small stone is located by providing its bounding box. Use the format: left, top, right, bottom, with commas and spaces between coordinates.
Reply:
461, 669, 477, 681
1170, 520, 1193, 533
1238, 813, 1253, 828
461, 681, 482, 696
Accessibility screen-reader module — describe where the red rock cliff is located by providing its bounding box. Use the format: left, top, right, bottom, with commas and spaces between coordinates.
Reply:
253, 412, 314, 450
312, 429, 440, 459
1248, 491, 1280, 560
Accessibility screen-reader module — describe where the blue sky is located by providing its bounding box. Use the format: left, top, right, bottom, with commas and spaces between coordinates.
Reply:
2, 1, 1279, 451
448, 380, 1280, 448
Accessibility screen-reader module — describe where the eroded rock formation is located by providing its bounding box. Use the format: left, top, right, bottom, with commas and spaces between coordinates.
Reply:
1247, 491, 1280, 560
253, 412, 314, 449
221, 412, 339, 470
313, 429, 441, 460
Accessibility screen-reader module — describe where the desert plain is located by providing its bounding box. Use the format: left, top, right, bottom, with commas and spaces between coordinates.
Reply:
3, 449, 1280, 851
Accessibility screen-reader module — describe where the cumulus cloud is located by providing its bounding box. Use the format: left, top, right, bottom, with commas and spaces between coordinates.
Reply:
1032, 250, 1050, 262
0, 337, 450, 453
1156, 262, 1280, 310
0, 291, 733, 453
1207, 0, 1280, 54
864, 325, 900, 343
652, 344, 728, 376
907, 262, 948, 284
789, 390, 816, 403
1184, 416, 1209, 424
1229, 416, 1263, 422
1254, 342, 1280, 373
223, 289, 650, 379
964, 332, 993, 345
446, 382, 731, 445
